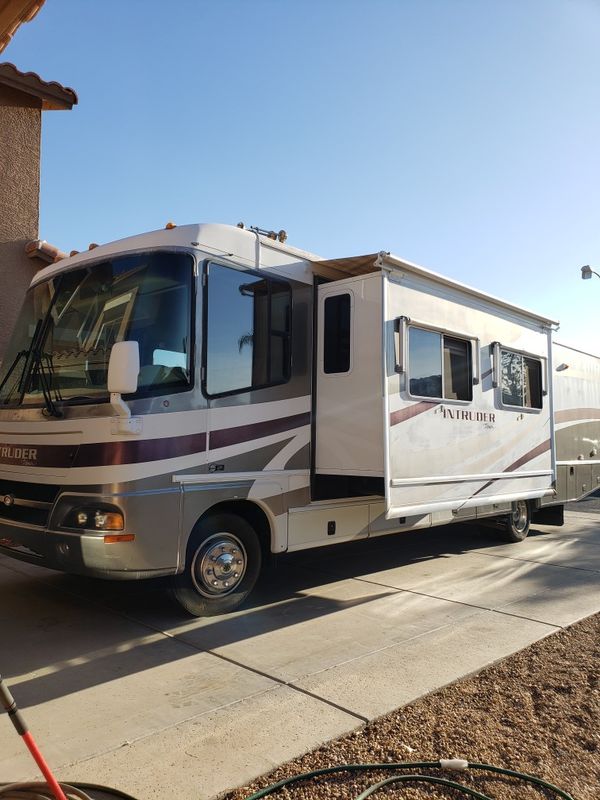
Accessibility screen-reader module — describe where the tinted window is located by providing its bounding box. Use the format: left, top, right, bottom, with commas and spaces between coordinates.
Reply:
409, 327, 442, 398
443, 336, 472, 401
501, 349, 542, 409
323, 294, 351, 374
205, 263, 291, 396
409, 327, 472, 401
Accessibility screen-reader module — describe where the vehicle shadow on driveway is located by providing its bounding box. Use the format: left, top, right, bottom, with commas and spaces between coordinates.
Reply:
1, 518, 598, 710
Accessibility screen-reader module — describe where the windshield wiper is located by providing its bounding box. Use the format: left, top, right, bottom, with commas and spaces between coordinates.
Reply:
0, 349, 28, 405
12, 276, 66, 418
0, 345, 63, 417
0, 319, 43, 406
27, 349, 63, 418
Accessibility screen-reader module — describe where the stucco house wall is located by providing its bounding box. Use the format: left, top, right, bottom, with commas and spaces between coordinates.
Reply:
0, 62, 76, 362
0, 82, 41, 356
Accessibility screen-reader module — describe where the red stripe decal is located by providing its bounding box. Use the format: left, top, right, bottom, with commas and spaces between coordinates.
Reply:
0, 433, 208, 470
471, 439, 552, 498
390, 401, 439, 427
209, 412, 310, 450
503, 439, 551, 473
0, 411, 311, 470
0, 443, 76, 469
73, 432, 207, 468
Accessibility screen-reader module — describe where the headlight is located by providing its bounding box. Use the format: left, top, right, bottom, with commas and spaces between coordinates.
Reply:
63, 505, 124, 531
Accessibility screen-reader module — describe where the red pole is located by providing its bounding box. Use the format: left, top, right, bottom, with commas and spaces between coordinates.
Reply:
21, 731, 69, 800
1, 675, 68, 800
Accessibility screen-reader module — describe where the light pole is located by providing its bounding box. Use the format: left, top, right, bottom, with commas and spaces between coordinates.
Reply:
581, 265, 600, 280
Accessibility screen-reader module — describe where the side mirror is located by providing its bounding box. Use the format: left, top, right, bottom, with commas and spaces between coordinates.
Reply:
108, 341, 139, 417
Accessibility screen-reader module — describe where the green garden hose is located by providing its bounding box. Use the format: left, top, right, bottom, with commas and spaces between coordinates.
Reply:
0, 760, 577, 800
244, 759, 576, 800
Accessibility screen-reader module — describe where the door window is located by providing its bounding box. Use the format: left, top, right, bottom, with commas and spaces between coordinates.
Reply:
323, 293, 351, 374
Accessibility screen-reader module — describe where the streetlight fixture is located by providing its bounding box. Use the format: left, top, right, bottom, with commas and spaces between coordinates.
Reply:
581, 265, 600, 280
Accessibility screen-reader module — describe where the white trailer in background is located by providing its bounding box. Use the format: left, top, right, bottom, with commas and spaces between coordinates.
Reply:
0, 223, 596, 615
551, 342, 600, 501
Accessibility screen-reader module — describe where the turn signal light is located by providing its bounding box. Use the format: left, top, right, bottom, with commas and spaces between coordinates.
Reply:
104, 534, 135, 544
94, 511, 124, 531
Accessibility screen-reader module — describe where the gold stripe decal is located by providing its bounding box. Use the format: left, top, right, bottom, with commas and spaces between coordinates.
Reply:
555, 408, 600, 424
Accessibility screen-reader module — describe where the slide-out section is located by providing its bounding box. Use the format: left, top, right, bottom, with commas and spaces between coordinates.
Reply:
383, 269, 554, 520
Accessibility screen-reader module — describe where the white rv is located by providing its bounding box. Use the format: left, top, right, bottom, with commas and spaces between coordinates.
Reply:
0, 223, 597, 615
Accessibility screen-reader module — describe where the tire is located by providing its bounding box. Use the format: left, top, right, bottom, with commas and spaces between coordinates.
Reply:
171, 513, 262, 616
503, 499, 531, 542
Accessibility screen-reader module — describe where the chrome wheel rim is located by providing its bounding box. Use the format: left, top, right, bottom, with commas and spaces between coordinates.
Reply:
511, 501, 528, 533
191, 533, 247, 597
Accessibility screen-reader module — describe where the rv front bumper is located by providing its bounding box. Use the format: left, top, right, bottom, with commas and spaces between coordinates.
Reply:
0, 519, 175, 580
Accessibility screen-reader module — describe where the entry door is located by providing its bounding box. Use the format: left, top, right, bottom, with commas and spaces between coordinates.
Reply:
315, 276, 384, 477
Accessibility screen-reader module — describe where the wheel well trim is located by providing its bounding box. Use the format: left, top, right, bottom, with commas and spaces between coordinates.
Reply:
185, 498, 278, 561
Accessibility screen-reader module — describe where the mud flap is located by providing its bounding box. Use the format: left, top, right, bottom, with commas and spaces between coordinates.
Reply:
532, 503, 564, 526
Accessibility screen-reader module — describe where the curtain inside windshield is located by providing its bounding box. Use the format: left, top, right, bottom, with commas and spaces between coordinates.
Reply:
0, 251, 193, 406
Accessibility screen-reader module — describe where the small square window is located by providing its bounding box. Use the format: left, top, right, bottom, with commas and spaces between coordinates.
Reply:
500, 349, 542, 409
408, 327, 472, 401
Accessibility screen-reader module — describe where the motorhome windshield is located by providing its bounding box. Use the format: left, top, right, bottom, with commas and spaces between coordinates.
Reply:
0, 250, 193, 408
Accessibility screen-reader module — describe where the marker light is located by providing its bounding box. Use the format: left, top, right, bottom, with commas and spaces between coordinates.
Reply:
104, 533, 135, 544
165, 221, 177, 229
88, 243, 99, 250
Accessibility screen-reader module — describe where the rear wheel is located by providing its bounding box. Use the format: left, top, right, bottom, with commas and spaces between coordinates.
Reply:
172, 513, 262, 616
503, 499, 531, 542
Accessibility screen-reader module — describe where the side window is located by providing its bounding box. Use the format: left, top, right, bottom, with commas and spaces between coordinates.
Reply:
323, 293, 351, 374
205, 263, 291, 396
500, 349, 542, 409
408, 326, 472, 401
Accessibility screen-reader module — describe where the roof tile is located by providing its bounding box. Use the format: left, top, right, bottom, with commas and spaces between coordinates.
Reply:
0, 0, 45, 54
0, 61, 77, 109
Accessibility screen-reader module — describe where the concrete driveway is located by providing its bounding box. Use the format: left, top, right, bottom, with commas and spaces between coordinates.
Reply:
1, 510, 599, 799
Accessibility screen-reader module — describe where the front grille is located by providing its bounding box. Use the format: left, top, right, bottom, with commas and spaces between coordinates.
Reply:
0, 480, 61, 528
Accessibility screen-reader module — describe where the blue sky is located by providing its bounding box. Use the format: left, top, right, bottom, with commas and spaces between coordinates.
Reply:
5, 0, 600, 352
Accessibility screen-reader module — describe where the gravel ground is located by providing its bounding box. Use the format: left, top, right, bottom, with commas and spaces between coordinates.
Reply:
226, 613, 599, 800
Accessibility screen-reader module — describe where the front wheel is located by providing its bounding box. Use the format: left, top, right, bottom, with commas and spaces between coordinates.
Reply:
171, 513, 262, 616
503, 499, 531, 542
